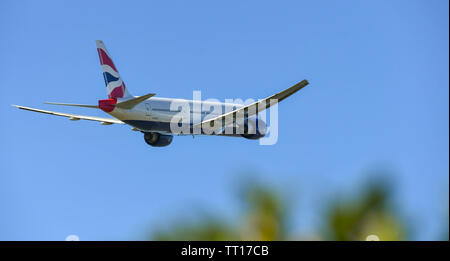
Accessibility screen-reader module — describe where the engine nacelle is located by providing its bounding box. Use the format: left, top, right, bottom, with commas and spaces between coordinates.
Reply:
144, 132, 173, 147
240, 118, 267, 140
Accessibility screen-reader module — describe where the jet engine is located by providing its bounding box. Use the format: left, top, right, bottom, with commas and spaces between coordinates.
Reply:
144, 132, 173, 147
240, 118, 267, 140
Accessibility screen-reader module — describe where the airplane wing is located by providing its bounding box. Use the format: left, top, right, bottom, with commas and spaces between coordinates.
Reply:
12, 105, 124, 125
194, 79, 309, 133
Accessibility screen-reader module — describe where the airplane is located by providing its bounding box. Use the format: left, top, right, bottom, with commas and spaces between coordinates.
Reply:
13, 40, 309, 147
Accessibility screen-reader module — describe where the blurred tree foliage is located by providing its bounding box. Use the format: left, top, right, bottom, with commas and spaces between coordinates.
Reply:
324, 181, 406, 240
152, 177, 408, 241
153, 219, 237, 241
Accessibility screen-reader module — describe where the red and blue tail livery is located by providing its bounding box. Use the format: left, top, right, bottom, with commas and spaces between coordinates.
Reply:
96, 40, 132, 100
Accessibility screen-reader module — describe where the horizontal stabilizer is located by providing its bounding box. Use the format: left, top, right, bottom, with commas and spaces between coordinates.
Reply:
45, 102, 99, 108
114, 93, 155, 109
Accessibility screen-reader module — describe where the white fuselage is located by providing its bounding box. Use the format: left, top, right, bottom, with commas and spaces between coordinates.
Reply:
108, 97, 252, 136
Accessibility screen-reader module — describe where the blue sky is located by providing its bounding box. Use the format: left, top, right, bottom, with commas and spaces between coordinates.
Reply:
0, 0, 448, 240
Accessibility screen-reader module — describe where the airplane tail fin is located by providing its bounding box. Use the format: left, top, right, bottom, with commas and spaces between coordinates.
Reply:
96, 40, 133, 100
